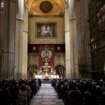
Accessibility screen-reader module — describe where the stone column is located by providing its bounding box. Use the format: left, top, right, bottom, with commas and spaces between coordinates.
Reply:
65, 4, 72, 78
20, 7, 28, 79
75, 0, 91, 79
15, 0, 28, 79
15, 19, 22, 79
8, 0, 16, 78
70, 0, 80, 79
65, 0, 79, 79
0, 0, 17, 79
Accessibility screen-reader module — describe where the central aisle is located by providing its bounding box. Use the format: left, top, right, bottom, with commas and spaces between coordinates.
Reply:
30, 83, 64, 105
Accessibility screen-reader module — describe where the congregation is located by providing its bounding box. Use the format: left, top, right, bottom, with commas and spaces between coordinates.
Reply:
0, 79, 41, 105
51, 79, 105, 105
1, 78, 105, 105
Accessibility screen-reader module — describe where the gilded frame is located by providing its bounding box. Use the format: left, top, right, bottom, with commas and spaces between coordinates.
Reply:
36, 22, 56, 38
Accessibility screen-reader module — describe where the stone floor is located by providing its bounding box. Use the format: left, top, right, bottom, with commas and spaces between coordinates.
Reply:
30, 83, 64, 105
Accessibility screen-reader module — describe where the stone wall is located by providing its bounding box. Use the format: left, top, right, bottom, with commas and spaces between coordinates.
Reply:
29, 17, 65, 44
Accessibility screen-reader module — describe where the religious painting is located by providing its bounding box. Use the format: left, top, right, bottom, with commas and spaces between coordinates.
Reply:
36, 22, 56, 38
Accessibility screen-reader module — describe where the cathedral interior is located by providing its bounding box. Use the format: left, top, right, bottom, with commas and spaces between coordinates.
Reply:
0, 0, 105, 105
0, 0, 105, 80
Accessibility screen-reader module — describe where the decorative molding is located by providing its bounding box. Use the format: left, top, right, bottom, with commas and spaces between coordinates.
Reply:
26, 0, 65, 16
40, 1, 53, 13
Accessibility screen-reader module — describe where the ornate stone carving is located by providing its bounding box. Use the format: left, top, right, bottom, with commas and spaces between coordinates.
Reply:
40, 1, 53, 13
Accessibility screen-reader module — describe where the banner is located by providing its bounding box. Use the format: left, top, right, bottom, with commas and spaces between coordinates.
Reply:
38, 45, 54, 70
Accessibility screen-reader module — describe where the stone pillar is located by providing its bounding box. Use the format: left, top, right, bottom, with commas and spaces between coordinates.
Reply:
21, 6, 28, 79
69, 18, 79, 79
75, 0, 91, 79
15, 0, 28, 79
65, 0, 79, 79
8, 0, 16, 78
0, 0, 17, 79
65, 4, 72, 78
15, 19, 22, 79
70, 0, 80, 79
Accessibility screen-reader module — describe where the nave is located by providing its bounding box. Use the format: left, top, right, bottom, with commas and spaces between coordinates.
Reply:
30, 82, 64, 105
30, 83, 64, 105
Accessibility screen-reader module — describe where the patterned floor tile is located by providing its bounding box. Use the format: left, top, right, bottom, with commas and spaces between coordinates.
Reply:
30, 83, 64, 105
41, 101, 56, 105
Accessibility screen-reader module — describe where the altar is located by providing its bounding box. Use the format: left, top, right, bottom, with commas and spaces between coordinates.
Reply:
35, 61, 59, 79
35, 74, 59, 79
35, 44, 59, 79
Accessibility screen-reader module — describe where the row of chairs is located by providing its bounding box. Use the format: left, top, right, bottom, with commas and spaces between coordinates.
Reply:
51, 79, 105, 105
0, 79, 41, 105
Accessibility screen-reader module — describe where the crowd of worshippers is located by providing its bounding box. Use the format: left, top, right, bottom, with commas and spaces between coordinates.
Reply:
51, 79, 105, 105
0, 79, 41, 105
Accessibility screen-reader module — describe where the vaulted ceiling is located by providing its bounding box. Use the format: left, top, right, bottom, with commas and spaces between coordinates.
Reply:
26, 0, 66, 16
